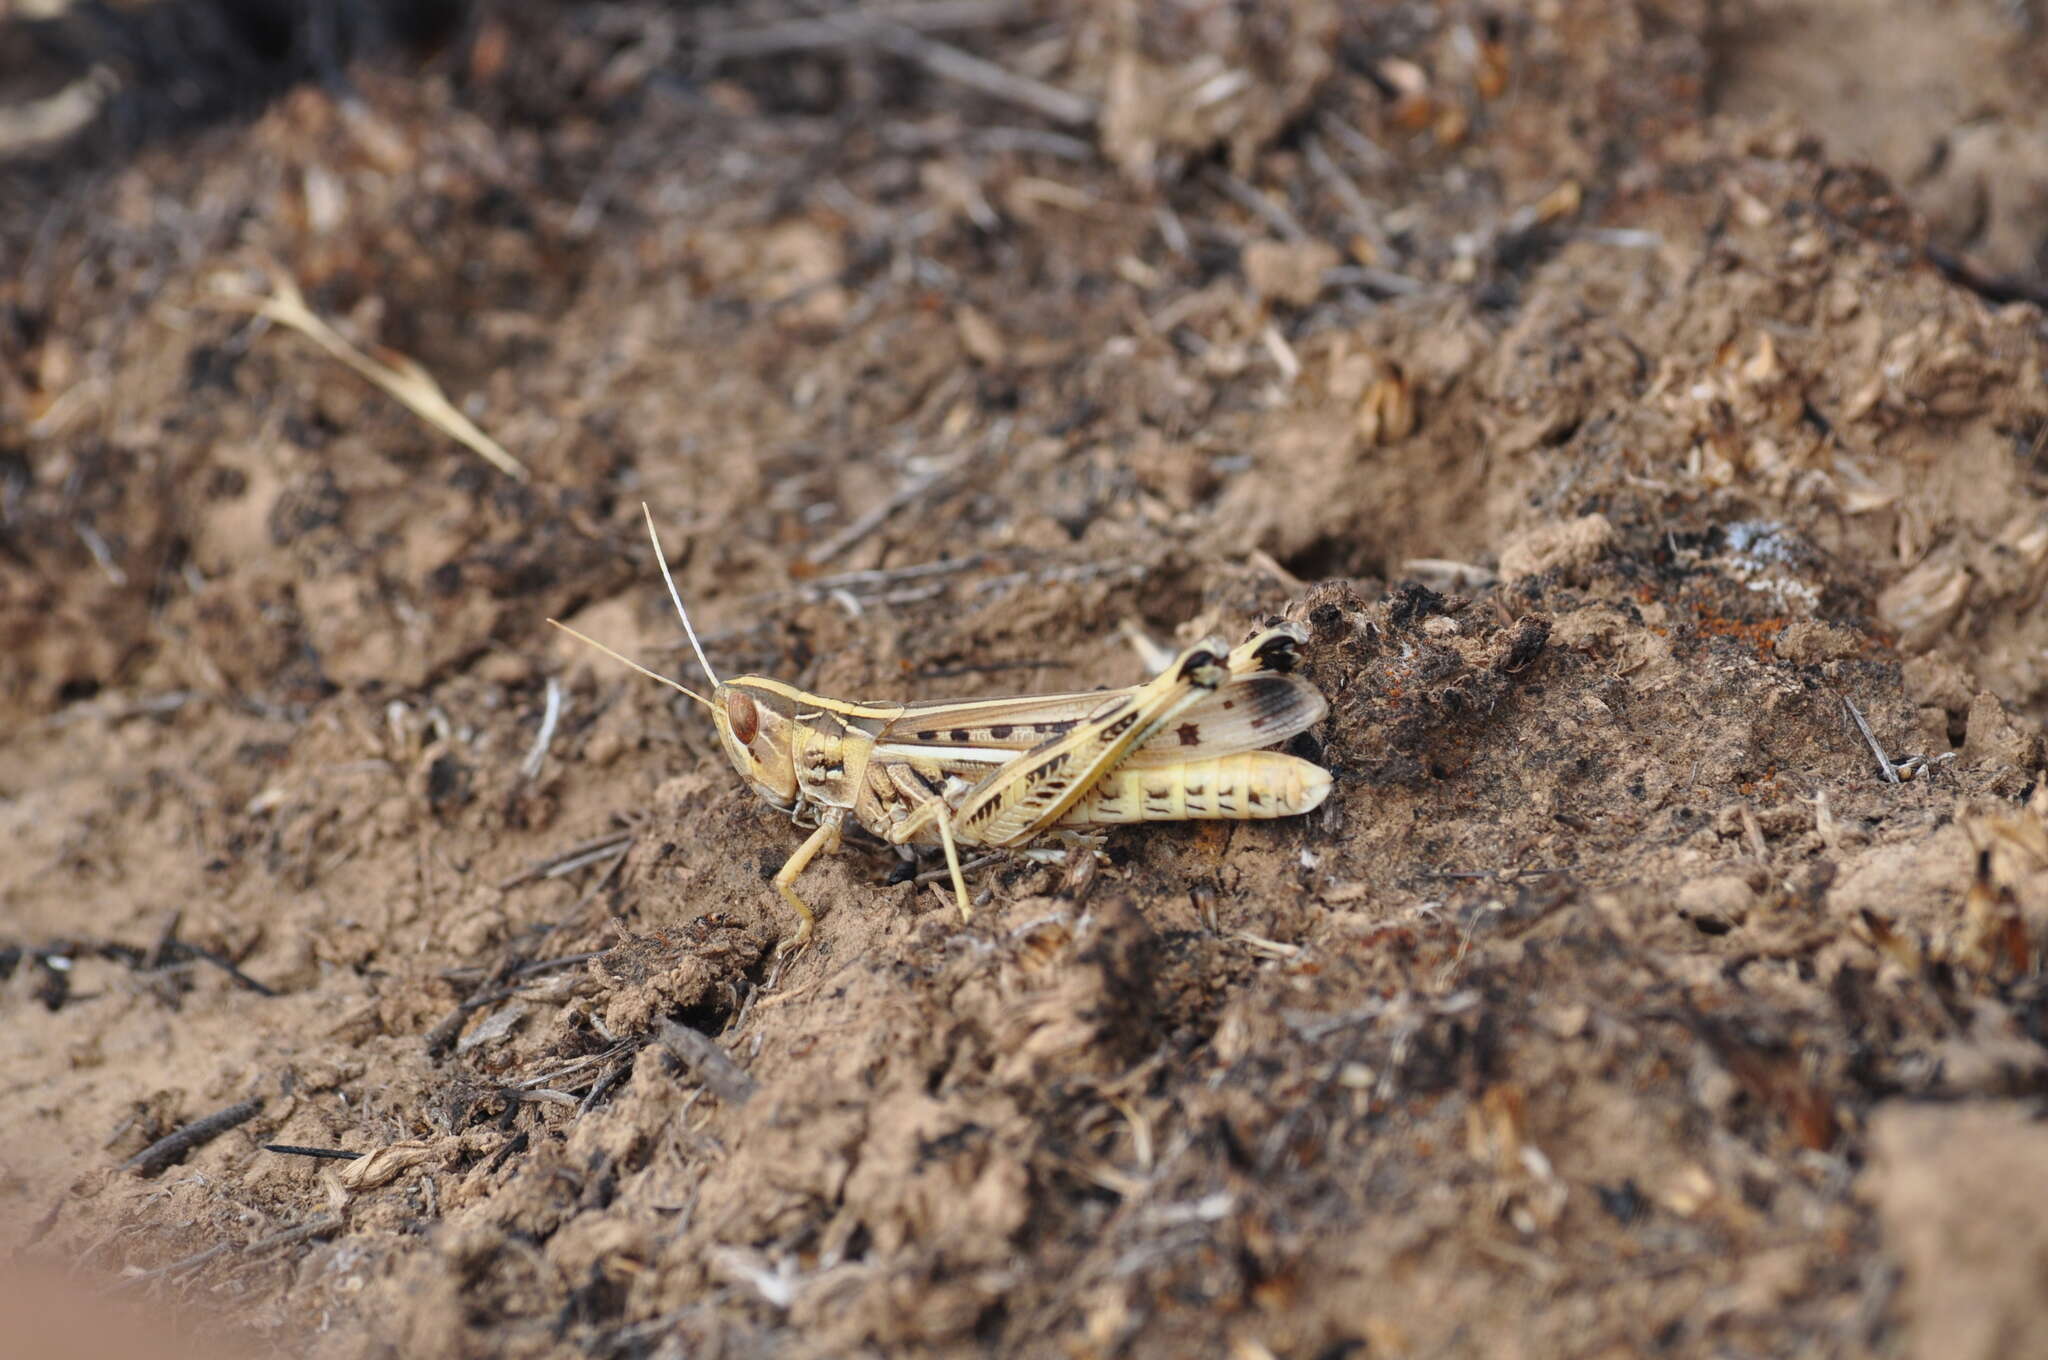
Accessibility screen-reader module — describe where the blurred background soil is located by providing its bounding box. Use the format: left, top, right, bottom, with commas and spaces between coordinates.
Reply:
4, 2, 2048, 1357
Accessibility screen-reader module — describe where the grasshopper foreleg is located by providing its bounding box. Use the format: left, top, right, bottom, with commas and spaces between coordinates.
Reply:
773, 809, 845, 952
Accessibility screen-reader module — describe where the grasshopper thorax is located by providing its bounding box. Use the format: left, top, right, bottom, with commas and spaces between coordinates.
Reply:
712, 680, 801, 809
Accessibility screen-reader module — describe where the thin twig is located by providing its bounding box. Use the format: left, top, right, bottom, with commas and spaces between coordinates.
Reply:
1577, 227, 1663, 250
544, 843, 632, 880
703, 1, 1022, 60
800, 553, 991, 596
145, 910, 183, 972
515, 1050, 615, 1091
423, 987, 514, 1056
1303, 133, 1394, 262
971, 560, 1150, 597
511, 949, 608, 980
0, 67, 116, 158
262, 1144, 363, 1161
805, 457, 961, 566
499, 830, 634, 890
35, 690, 201, 731
75, 520, 127, 585
965, 126, 1095, 160
426, 952, 607, 1057
511, 1089, 582, 1109
1156, 204, 1192, 259
123, 1097, 264, 1177
124, 1241, 232, 1283
578, 1060, 634, 1117
1840, 694, 1898, 784
481, 1131, 529, 1176
1207, 166, 1308, 242
1323, 265, 1429, 297
520, 677, 564, 780
656, 1019, 758, 1107
541, 845, 632, 942
1318, 113, 1395, 173
182, 943, 278, 997
1401, 558, 1497, 591
871, 25, 1096, 126
912, 852, 1000, 885
244, 1213, 344, 1258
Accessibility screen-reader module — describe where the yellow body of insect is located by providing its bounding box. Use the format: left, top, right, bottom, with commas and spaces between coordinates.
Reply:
554, 509, 1333, 950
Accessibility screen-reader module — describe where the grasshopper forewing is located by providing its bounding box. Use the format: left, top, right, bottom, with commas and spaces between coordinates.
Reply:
550, 507, 1333, 951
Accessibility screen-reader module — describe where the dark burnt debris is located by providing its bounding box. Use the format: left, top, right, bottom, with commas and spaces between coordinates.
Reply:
3, 0, 469, 167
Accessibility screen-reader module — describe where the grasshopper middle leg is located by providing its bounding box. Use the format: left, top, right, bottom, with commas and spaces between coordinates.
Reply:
887, 796, 974, 925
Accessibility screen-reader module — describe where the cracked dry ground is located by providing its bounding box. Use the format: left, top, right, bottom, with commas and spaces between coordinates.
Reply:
5, 3, 2048, 1358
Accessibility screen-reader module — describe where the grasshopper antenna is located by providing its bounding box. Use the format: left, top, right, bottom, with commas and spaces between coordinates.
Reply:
642, 502, 722, 687
547, 619, 713, 710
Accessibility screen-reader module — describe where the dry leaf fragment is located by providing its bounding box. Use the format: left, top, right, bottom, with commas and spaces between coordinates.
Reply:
1532, 180, 1581, 224
956, 304, 1007, 366
1356, 359, 1415, 445
202, 267, 528, 481
1877, 560, 1971, 651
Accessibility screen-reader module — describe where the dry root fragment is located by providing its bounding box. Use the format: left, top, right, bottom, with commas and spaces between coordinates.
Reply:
339, 1138, 436, 1187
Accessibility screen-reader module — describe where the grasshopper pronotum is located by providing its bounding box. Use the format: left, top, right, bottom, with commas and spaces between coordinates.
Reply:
552, 508, 1333, 950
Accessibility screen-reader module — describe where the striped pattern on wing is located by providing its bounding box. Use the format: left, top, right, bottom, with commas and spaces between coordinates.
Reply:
949, 643, 1230, 847
870, 624, 1316, 763
874, 689, 1120, 762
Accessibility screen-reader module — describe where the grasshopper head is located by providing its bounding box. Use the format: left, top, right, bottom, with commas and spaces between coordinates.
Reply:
712, 680, 800, 808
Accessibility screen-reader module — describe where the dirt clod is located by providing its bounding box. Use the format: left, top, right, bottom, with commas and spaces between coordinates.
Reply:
1866, 1102, 2048, 1360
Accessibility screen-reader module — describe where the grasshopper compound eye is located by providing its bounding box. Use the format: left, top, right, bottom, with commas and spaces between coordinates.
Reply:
725, 690, 759, 746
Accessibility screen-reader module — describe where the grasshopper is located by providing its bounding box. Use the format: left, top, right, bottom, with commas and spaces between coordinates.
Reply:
551, 507, 1332, 950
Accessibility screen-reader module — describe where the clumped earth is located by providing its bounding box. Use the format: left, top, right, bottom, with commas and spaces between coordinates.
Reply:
5, 2, 2048, 1357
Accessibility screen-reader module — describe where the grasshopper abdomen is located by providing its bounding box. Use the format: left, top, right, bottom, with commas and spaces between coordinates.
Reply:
1063, 751, 1332, 825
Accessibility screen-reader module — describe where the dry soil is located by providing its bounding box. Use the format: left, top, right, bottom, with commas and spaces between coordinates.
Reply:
5, 3, 2048, 1358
